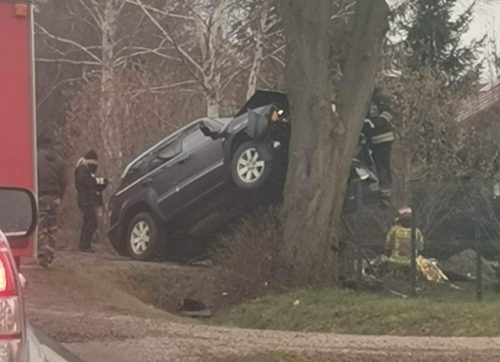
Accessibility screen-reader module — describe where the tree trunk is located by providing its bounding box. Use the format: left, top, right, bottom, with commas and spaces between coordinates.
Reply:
206, 89, 220, 117
280, 0, 389, 285
247, 6, 267, 99
100, 0, 122, 167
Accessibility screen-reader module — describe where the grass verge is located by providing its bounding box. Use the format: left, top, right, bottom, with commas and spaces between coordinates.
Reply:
209, 351, 494, 362
213, 288, 500, 337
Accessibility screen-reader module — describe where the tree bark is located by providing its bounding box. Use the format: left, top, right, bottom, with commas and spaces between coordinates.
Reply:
280, 0, 389, 285
206, 90, 220, 117
247, 5, 267, 99
100, 0, 122, 165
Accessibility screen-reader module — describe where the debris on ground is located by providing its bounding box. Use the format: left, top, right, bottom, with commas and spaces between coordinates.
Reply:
180, 298, 213, 318
389, 290, 408, 298
189, 259, 215, 268
439, 249, 498, 287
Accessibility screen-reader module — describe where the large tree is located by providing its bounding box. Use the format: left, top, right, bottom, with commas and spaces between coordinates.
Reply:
279, 0, 390, 284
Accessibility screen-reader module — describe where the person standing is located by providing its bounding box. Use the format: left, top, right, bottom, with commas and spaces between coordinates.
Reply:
363, 95, 395, 205
37, 135, 66, 267
75, 150, 108, 252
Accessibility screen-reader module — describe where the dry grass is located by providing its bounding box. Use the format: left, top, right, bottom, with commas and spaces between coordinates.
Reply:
211, 208, 294, 305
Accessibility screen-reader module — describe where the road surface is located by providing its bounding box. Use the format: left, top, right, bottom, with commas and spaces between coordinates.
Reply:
21, 253, 500, 362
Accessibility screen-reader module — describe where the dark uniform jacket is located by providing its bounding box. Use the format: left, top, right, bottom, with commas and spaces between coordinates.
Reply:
74, 162, 108, 207
362, 111, 395, 145
38, 148, 66, 198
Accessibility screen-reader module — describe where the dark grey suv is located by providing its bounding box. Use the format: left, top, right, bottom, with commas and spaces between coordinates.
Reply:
108, 91, 291, 260
108, 90, 379, 260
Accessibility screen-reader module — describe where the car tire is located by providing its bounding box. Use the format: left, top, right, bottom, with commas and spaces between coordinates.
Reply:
126, 212, 163, 261
231, 142, 272, 190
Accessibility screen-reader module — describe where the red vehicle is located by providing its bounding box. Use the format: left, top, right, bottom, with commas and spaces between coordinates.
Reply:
0, 0, 37, 260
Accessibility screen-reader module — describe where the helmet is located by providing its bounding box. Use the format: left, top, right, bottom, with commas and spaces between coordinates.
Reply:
397, 207, 412, 220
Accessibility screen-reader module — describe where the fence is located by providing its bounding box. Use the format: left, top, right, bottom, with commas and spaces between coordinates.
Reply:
340, 176, 500, 301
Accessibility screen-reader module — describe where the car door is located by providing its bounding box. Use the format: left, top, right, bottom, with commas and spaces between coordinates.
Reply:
176, 121, 225, 207
147, 137, 184, 219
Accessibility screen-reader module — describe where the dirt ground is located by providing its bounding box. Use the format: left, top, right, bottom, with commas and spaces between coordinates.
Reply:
21, 251, 500, 362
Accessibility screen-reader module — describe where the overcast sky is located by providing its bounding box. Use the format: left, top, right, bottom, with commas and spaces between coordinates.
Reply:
463, 0, 500, 82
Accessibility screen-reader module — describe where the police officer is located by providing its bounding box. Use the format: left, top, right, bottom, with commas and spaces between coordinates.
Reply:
37, 135, 66, 267
75, 150, 108, 252
363, 93, 395, 205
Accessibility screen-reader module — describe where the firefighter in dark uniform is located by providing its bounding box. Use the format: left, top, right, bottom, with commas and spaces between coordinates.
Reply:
37, 135, 66, 267
362, 95, 395, 204
75, 150, 108, 252
269, 107, 285, 123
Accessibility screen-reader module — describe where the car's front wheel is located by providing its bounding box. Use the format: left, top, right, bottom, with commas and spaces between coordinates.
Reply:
231, 142, 272, 190
126, 212, 162, 261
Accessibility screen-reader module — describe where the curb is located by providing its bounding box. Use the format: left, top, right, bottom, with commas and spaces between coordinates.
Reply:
29, 325, 85, 362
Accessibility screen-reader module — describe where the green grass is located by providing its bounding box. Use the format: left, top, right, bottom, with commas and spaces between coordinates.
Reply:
213, 288, 500, 337
208, 352, 492, 362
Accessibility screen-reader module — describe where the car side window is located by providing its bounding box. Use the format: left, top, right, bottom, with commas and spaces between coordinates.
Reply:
149, 139, 179, 171
122, 156, 148, 186
182, 125, 208, 152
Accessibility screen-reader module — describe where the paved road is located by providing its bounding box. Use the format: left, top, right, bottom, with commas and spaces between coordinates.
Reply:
21, 254, 500, 362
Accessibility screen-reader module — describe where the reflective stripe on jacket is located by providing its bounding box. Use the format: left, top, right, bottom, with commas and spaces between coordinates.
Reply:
372, 132, 395, 144
363, 111, 395, 145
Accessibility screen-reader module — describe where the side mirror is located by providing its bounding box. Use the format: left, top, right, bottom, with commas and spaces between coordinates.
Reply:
0, 187, 37, 239
199, 122, 221, 140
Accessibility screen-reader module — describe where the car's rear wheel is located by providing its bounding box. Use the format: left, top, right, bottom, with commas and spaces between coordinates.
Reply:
231, 142, 272, 190
126, 212, 162, 261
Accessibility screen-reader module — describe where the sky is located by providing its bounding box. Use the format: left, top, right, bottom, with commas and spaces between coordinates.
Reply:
462, 0, 500, 83
466, 1, 500, 43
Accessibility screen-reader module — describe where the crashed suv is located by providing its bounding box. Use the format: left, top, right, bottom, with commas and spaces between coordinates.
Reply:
108, 91, 377, 260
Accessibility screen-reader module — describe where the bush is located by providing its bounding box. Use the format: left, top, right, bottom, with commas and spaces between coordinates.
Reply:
212, 207, 293, 304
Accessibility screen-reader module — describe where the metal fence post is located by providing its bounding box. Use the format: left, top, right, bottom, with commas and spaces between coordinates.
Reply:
410, 207, 417, 298
475, 214, 483, 302
356, 181, 363, 294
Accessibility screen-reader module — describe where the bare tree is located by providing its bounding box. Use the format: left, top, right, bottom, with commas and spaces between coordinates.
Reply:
244, 0, 284, 99
36, 1, 131, 164
279, 0, 390, 284
129, 0, 285, 116
35, 0, 187, 166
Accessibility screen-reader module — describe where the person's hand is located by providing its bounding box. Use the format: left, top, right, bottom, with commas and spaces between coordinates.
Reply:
96, 177, 108, 185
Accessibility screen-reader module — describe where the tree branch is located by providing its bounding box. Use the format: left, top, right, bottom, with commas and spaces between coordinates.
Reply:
36, 58, 101, 66
124, 0, 195, 21
127, 80, 199, 97
35, 23, 102, 64
131, 0, 204, 73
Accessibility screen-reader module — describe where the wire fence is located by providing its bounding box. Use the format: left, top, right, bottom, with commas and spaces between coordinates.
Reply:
340, 176, 500, 301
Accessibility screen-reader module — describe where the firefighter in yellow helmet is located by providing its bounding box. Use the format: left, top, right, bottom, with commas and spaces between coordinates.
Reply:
385, 207, 424, 270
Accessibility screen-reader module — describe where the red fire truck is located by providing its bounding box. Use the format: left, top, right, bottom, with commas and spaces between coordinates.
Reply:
0, 0, 37, 260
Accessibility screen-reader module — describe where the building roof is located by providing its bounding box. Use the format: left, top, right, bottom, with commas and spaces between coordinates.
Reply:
458, 80, 500, 122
